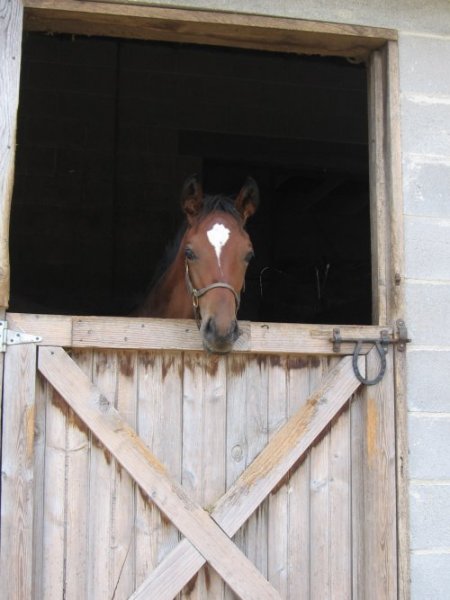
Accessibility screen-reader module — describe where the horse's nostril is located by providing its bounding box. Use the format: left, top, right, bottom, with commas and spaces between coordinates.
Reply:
232, 320, 239, 337
205, 318, 214, 335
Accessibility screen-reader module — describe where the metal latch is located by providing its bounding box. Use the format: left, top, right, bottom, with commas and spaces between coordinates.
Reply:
0, 320, 42, 353
331, 319, 411, 386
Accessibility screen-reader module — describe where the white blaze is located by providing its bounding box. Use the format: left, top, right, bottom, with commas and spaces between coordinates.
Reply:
207, 223, 230, 267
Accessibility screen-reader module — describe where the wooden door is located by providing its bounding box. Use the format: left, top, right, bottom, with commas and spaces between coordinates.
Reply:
0, 313, 398, 599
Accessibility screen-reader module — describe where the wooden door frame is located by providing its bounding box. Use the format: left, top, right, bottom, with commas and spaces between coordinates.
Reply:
2, 0, 404, 325
0, 2, 408, 597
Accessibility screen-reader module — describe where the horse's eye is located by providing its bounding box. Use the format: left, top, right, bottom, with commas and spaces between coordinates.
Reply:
245, 250, 255, 263
185, 247, 197, 261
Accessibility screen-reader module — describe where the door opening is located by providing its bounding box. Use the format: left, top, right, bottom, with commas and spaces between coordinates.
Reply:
10, 32, 370, 324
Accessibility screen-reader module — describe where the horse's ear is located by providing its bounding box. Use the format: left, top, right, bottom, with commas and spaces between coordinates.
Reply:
235, 177, 259, 224
181, 174, 203, 224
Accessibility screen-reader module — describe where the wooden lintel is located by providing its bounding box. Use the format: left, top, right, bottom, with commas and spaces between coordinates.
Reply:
23, 0, 397, 59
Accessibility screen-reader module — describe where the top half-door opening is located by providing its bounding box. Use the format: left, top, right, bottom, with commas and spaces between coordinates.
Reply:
10, 31, 371, 324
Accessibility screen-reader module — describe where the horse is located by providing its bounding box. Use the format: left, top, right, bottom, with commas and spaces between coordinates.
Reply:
135, 175, 259, 354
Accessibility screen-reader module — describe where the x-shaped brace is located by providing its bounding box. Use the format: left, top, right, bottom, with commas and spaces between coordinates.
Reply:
38, 346, 363, 600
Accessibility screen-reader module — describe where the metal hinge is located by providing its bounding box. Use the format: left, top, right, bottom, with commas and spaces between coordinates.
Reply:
331, 319, 411, 386
0, 320, 42, 353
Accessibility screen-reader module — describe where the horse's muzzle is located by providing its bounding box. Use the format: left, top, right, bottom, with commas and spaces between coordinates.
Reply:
201, 317, 240, 354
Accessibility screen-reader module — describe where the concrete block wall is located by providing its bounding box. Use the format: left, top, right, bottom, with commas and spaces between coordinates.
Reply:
400, 32, 450, 600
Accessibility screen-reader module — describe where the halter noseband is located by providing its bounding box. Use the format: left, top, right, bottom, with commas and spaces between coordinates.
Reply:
185, 260, 241, 327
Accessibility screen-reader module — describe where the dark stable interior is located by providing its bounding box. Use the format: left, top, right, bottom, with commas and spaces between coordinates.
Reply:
10, 32, 371, 324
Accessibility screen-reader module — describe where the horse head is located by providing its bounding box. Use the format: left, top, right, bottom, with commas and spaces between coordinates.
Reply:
181, 175, 259, 353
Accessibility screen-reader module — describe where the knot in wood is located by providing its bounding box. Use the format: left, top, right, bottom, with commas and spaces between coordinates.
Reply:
97, 394, 110, 413
231, 445, 244, 462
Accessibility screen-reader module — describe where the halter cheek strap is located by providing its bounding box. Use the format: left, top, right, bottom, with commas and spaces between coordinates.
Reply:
185, 260, 241, 327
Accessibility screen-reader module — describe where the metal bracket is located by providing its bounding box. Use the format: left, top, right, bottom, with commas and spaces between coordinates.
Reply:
331, 320, 411, 386
395, 319, 411, 352
0, 320, 42, 353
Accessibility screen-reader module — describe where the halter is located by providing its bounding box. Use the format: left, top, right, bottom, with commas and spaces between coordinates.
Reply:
185, 260, 241, 327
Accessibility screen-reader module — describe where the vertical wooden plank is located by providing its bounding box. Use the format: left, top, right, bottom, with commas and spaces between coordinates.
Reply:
385, 39, 409, 600
42, 376, 67, 598
65, 350, 92, 599
0, 310, 5, 497
309, 356, 330, 598
0, 311, 4, 507
328, 358, 352, 600
286, 355, 311, 600
110, 350, 138, 599
361, 349, 397, 600
384, 41, 405, 323
87, 350, 117, 599
0, 0, 24, 583
225, 354, 269, 599
135, 351, 182, 590
368, 48, 388, 326
0, 344, 36, 600
181, 352, 227, 600
351, 385, 366, 600
0, 0, 23, 307
237, 355, 269, 580
31, 372, 47, 600
135, 351, 162, 586
393, 342, 408, 600
223, 352, 248, 599
267, 356, 288, 597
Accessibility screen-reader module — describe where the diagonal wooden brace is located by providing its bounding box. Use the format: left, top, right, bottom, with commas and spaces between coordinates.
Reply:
131, 351, 364, 599
38, 346, 280, 600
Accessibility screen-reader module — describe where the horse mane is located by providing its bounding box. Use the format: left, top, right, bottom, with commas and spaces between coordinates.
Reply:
147, 222, 188, 292
196, 193, 242, 222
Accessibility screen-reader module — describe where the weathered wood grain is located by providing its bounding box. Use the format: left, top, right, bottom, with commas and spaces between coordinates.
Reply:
329, 358, 352, 600
0, 0, 23, 308
2, 334, 398, 599
135, 351, 182, 591
224, 354, 269, 600
110, 350, 137, 599
73, 318, 387, 355
351, 383, 366, 599
384, 40, 409, 600
361, 348, 397, 600
8, 312, 392, 356
88, 351, 118, 598
368, 49, 388, 326
267, 356, 288, 597
38, 346, 281, 600
65, 350, 92, 599
23, 0, 396, 60
286, 356, 311, 599
31, 371, 47, 600
309, 357, 330, 598
8, 313, 73, 347
181, 352, 227, 599
131, 353, 363, 599
0, 343, 37, 600
42, 384, 67, 598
